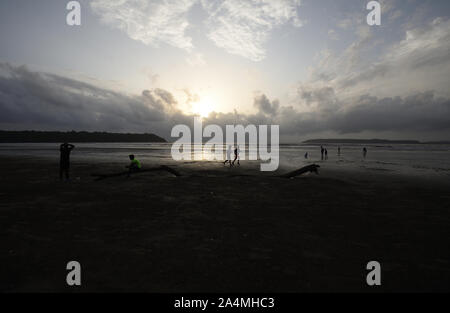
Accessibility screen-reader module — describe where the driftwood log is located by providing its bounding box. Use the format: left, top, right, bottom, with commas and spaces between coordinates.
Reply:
91, 165, 181, 181
91, 164, 319, 181
279, 164, 320, 178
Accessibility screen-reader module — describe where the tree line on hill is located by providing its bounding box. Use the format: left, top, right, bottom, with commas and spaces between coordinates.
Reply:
0, 130, 167, 143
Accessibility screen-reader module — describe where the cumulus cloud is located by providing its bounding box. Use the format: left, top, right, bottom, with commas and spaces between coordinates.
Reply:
90, 0, 197, 51
202, 0, 302, 61
305, 17, 450, 106
339, 18, 450, 95
253, 94, 280, 116
90, 0, 303, 61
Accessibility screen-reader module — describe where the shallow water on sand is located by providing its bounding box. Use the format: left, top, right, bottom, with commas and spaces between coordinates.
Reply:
0, 142, 449, 179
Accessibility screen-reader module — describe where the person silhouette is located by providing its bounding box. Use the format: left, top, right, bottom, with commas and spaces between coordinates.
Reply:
59, 142, 75, 181
325, 149, 328, 160
338, 146, 341, 156
304, 152, 308, 159
237, 145, 241, 165
320, 146, 324, 160
363, 147, 368, 159
223, 145, 232, 167
232, 145, 240, 166
126, 154, 141, 177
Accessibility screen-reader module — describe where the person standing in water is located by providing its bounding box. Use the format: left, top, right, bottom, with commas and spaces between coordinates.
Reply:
232, 146, 240, 166
236, 145, 241, 165
223, 145, 233, 167
363, 147, 368, 159
59, 142, 75, 181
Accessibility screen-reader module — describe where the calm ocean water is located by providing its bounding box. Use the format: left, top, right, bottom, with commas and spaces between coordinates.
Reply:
1, 142, 449, 178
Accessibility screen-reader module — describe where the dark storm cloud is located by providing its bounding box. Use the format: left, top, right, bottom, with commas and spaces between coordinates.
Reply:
280, 85, 450, 135
207, 87, 450, 137
0, 63, 188, 137
253, 94, 280, 116
329, 92, 450, 133
1, 63, 449, 140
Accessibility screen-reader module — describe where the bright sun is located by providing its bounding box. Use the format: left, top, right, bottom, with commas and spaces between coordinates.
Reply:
192, 96, 214, 118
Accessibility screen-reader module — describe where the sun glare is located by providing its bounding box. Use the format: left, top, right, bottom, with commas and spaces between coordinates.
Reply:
192, 96, 214, 118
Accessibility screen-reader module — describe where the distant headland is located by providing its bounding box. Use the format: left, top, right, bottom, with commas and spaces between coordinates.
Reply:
302, 139, 450, 144
0, 130, 167, 143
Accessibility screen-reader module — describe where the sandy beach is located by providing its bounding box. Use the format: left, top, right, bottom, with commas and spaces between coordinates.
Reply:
1, 156, 449, 292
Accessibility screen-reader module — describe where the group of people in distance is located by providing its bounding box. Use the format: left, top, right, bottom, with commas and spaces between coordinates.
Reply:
223, 145, 240, 167
304, 145, 368, 161
320, 146, 329, 160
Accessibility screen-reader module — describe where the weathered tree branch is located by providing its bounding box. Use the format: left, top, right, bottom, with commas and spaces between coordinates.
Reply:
91, 165, 182, 181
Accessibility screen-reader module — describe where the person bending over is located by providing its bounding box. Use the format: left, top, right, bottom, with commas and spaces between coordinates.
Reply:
126, 154, 142, 177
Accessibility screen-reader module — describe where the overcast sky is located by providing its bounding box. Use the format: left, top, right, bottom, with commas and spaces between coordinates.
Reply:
0, 0, 449, 142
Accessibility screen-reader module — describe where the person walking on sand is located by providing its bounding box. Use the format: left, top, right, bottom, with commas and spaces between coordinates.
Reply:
59, 142, 75, 181
232, 146, 240, 166
320, 146, 324, 160
238, 145, 241, 165
223, 145, 232, 167
126, 154, 142, 177
363, 147, 368, 159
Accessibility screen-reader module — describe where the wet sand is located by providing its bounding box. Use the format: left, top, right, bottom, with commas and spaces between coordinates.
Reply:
0, 156, 449, 292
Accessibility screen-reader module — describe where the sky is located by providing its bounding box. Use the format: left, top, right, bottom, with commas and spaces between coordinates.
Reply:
0, 0, 449, 142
